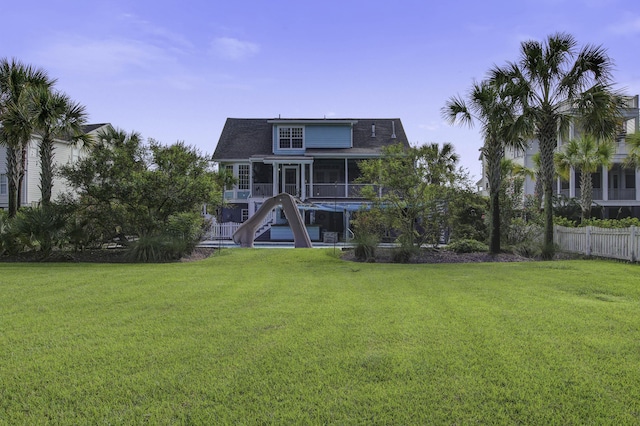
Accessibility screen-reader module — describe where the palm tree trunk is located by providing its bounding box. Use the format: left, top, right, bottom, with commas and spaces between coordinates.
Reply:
39, 136, 54, 206
17, 145, 28, 208
6, 146, 22, 218
534, 170, 543, 210
485, 141, 503, 254
538, 118, 557, 260
580, 171, 593, 222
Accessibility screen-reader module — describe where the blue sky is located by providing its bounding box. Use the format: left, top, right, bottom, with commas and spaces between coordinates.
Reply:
3, 0, 639, 180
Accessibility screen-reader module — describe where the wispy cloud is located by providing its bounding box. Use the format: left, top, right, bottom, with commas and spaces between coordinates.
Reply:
210, 37, 260, 60
607, 15, 640, 35
36, 37, 172, 75
118, 13, 195, 53
419, 122, 440, 131
33, 36, 206, 92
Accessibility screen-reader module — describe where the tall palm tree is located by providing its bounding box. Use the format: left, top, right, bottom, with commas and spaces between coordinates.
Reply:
443, 80, 529, 254
555, 135, 615, 222
489, 33, 622, 258
30, 86, 90, 206
0, 58, 54, 217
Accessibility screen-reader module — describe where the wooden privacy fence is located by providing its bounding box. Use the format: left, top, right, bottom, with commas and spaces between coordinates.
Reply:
554, 225, 640, 262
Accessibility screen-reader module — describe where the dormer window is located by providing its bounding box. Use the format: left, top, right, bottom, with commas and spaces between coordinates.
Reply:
279, 126, 304, 149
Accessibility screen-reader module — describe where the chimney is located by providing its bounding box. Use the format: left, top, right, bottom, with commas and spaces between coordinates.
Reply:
391, 120, 397, 139
371, 123, 376, 137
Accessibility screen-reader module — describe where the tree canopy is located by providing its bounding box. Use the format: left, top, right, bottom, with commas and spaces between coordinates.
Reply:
59, 127, 225, 246
357, 143, 463, 255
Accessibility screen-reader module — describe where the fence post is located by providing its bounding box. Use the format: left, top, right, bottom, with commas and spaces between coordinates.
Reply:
631, 226, 637, 262
586, 226, 592, 257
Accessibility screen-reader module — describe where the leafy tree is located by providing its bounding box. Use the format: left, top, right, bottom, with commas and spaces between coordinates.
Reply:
490, 33, 623, 258
555, 134, 615, 222
30, 86, 90, 206
0, 58, 54, 216
59, 127, 224, 253
358, 143, 461, 258
447, 188, 488, 242
444, 80, 528, 254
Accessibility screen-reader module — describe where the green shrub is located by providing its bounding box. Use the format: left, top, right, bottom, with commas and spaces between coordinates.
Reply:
128, 213, 205, 262
351, 209, 385, 262
127, 234, 187, 262
582, 217, 640, 228
13, 206, 68, 257
505, 218, 543, 259
446, 239, 489, 253
392, 234, 419, 263
353, 232, 379, 262
554, 217, 640, 229
554, 216, 578, 227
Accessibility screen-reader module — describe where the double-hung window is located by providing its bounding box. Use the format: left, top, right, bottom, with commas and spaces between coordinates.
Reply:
0, 174, 7, 195
238, 164, 250, 190
279, 127, 303, 149
224, 165, 234, 190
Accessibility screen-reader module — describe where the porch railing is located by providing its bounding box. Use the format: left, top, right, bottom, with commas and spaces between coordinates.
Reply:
609, 188, 636, 200
252, 184, 273, 197
247, 182, 378, 199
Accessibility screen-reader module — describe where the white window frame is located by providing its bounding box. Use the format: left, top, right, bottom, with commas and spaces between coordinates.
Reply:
278, 126, 304, 149
0, 174, 7, 195
224, 165, 234, 190
238, 164, 250, 190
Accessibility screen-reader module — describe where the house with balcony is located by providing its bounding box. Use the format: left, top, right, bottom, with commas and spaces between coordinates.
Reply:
212, 117, 409, 242
499, 95, 640, 218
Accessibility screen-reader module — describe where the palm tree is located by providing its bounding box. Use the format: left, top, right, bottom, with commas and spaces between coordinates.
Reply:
30, 86, 90, 206
555, 135, 615, 222
443, 80, 528, 254
0, 58, 54, 217
623, 131, 640, 169
489, 33, 622, 258
420, 142, 460, 186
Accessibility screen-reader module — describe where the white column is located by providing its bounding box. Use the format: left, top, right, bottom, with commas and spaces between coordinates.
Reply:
310, 161, 314, 197
249, 161, 253, 198
301, 164, 306, 200
602, 165, 609, 201
344, 158, 349, 197
635, 168, 640, 201
272, 163, 278, 196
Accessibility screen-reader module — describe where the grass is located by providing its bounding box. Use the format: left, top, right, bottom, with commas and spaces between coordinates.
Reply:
1, 249, 640, 424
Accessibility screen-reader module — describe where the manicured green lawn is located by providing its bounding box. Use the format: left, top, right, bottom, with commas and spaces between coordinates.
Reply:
1, 249, 639, 424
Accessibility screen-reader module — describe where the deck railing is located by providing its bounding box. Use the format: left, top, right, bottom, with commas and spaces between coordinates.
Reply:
204, 212, 275, 240
248, 182, 375, 199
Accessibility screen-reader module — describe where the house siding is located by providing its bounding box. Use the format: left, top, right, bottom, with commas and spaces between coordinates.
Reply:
305, 125, 351, 148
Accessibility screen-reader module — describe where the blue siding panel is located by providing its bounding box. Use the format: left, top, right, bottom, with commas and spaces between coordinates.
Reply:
271, 124, 352, 154
306, 125, 351, 148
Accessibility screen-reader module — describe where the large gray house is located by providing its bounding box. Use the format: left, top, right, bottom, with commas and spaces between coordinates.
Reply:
212, 118, 410, 242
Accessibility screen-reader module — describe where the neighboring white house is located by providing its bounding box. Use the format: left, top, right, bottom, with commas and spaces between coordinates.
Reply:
0, 123, 110, 209
479, 95, 640, 218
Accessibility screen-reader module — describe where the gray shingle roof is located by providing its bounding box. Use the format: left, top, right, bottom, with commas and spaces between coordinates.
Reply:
82, 123, 111, 134
212, 118, 410, 161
